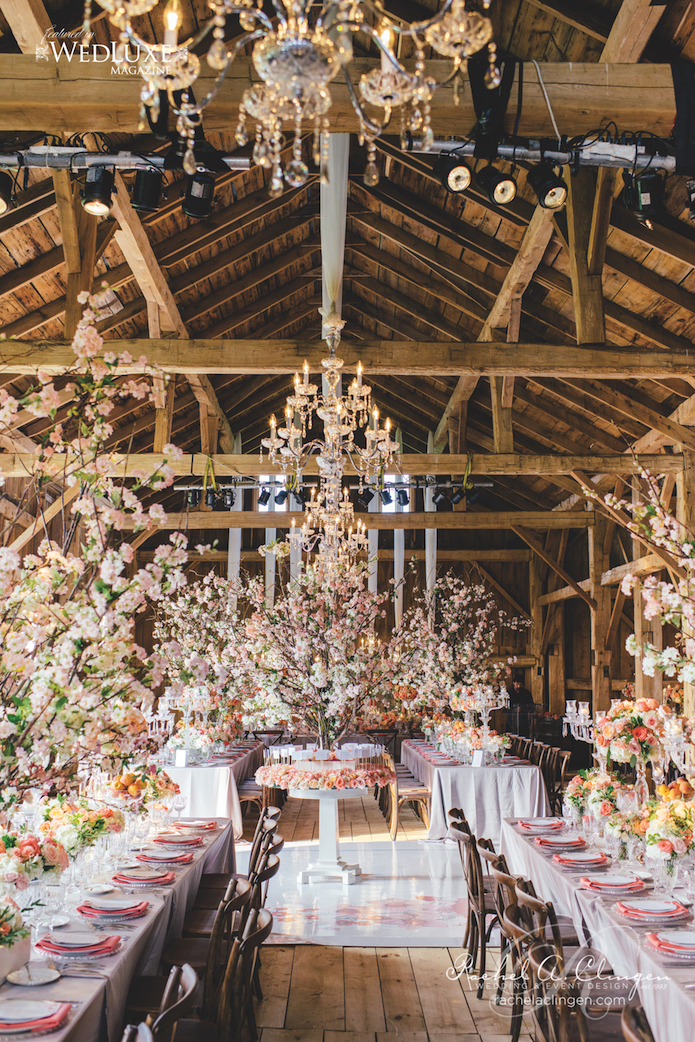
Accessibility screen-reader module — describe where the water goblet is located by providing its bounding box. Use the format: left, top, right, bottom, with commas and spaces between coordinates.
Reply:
173, 794, 187, 822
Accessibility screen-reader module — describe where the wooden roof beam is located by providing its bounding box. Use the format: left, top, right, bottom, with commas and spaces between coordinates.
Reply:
0, 453, 679, 480
0, 60, 676, 137
7, 340, 695, 378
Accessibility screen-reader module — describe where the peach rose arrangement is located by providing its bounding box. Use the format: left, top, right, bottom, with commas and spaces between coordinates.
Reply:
644, 799, 695, 863
255, 764, 395, 791
0, 895, 28, 948
39, 798, 124, 858
0, 832, 69, 898
595, 698, 663, 767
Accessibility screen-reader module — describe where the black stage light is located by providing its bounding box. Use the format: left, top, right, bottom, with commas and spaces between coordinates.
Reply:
433, 488, 447, 505
205, 488, 217, 508
358, 488, 375, 508
621, 171, 664, 230
132, 168, 163, 213
275, 488, 289, 505
527, 163, 567, 210
436, 153, 472, 194
81, 166, 115, 216
222, 489, 235, 508
292, 489, 306, 506
379, 488, 392, 506
476, 165, 517, 206
183, 171, 215, 219
186, 488, 200, 508
0, 171, 13, 217
451, 487, 465, 504
258, 488, 271, 506
396, 489, 409, 507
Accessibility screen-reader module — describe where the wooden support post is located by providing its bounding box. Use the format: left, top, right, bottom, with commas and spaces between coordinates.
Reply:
153, 378, 175, 454
677, 450, 695, 717
528, 556, 544, 707
588, 507, 613, 712
491, 377, 514, 453
566, 167, 606, 344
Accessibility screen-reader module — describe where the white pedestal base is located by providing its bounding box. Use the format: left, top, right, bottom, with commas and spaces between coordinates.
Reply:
289, 787, 367, 885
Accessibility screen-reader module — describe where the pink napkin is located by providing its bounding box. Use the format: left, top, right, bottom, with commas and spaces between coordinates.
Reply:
580, 876, 644, 891
553, 853, 608, 865
78, 900, 149, 918
112, 870, 175, 885
37, 934, 121, 956
154, 835, 202, 846
534, 836, 586, 847
137, 852, 193, 865
645, 932, 695, 953
173, 820, 216, 831
617, 900, 688, 917
0, 1003, 71, 1033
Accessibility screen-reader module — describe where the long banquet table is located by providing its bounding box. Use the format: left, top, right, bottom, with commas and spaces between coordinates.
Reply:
401, 740, 550, 844
499, 817, 695, 1042
167, 741, 264, 840
0, 817, 235, 1042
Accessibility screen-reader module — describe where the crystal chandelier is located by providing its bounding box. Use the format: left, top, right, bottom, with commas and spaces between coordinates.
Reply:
260, 311, 399, 573
90, 0, 497, 194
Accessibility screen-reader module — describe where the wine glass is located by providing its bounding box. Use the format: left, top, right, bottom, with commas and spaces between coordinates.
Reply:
173, 794, 187, 822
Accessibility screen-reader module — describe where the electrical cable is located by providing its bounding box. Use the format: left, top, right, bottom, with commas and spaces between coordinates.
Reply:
531, 59, 561, 146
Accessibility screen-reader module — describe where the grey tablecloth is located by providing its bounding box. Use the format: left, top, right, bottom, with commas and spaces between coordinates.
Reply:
168, 743, 264, 840
499, 817, 695, 1042
401, 741, 550, 844
0, 817, 235, 1042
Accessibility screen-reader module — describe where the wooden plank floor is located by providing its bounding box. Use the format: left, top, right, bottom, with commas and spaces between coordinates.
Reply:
254, 793, 429, 844
242, 799, 530, 1042
255, 945, 532, 1042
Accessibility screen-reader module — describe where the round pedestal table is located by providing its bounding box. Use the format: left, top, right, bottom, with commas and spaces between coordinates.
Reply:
289, 787, 367, 885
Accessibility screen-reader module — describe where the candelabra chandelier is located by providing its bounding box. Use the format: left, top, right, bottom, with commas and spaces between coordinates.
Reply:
260, 315, 399, 573
90, 0, 497, 194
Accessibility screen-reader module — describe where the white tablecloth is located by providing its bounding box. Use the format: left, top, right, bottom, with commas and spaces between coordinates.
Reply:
168, 743, 264, 840
401, 740, 550, 844
0, 818, 235, 1042
499, 817, 695, 1042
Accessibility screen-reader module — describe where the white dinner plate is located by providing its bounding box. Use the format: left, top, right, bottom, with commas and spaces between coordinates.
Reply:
520, 817, 563, 827
539, 837, 584, 846
44, 932, 106, 947
654, 930, 695, 948
622, 899, 683, 914
116, 867, 163, 880
584, 873, 642, 886
84, 895, 142, 911
556, 852, 607, 863
0, 1001, 61, 1023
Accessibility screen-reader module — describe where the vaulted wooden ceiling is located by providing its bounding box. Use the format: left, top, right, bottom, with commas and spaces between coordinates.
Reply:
2, 0, 695, 526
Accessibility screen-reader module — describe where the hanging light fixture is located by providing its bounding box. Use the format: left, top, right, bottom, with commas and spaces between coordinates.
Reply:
132, 168, 163, 213
527, 162, 567, 210
433, 488, 447, 505
357, 488, 375, 508
396, 489, 409, 506
258, 487, 271, 506
222, 488, 236, 508
621, 170, 664, 230
261, 323, 398, 575
476, 165, 516, 205
275, 487, 289, 505
90, 1, 499, 196
451, 487, 465, 504
436, 152, 472, 194
183, 171, 215, 219
0, 171, 13, 216
81, 166, 115, 216
379, 488, 393, 506
186, 488, 200, 507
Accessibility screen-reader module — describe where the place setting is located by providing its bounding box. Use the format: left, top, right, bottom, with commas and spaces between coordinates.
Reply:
0, 999, 74, 1038
579, 871, 649, 896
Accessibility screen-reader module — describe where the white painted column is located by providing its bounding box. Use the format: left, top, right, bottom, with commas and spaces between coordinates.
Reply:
289, 520, 301, 582
425, 431, 437, 599
394, 429, 405, 627
368, 491, 379, 594
227, 433, 243, 610
264, 483, 276, 609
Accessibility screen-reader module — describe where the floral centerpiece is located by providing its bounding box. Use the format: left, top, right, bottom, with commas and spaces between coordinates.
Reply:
0, 832, 68, 897
565, 768, 622, 819
38, 798, 124, 858
110, 765, 179, 807
255, 763, 395, 792
0, 897, 27, 948
168, 722, 215, 756
595, 699, 663, 767
644, 799, 695, 886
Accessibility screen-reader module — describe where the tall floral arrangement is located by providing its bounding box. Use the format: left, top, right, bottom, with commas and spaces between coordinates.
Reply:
0, 290, 189, 807
384, 572, 527, 710
595, 699, 663, 766
234, 557, 391, 747
153, 572, 244, 739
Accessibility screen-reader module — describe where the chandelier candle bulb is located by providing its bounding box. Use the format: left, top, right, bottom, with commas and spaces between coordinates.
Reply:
162, 0, 182, 47
303, 361, 309, 387
357, 362, 363, 388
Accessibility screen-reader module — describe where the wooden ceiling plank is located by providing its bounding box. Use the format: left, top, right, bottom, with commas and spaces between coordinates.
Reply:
599, 0, 666, 62
524, 0, 610, 41
563, 378, 695, 452
513, 383, 627, 454
0, 0, 50, 52
513, 523, 597, 609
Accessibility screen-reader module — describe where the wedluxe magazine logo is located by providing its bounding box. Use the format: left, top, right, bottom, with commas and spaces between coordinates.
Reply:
35, 26, 186, 75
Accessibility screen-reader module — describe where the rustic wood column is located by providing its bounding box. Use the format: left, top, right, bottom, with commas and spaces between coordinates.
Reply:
677, 449, 695, 717
566, 167, 606, 345
588, 507, 613, 711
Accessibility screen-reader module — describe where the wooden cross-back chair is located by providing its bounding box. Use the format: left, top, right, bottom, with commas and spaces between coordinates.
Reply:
121, 1024, 153, 1042
150, 964, 199, 1042
449, 823, 498, 998
621, 1007, 656, 1042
